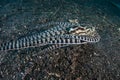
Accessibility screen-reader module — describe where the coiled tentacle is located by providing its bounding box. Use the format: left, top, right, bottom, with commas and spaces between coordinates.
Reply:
40, 34, 100, 53
52, 34, 100, 43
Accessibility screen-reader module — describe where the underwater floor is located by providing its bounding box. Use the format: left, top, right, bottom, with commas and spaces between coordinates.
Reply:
0, 0, 120, 80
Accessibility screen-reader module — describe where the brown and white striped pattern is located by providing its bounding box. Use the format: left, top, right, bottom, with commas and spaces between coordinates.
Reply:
0, 22, 79, 51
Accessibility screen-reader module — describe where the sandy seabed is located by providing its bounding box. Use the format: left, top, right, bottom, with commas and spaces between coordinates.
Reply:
0, 0, 120, 80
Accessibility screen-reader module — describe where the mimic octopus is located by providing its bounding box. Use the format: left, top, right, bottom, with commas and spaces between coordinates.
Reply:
0, 22, 100, 52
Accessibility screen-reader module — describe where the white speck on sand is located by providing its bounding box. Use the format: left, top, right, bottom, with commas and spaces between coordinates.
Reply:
118, 28, 120, 32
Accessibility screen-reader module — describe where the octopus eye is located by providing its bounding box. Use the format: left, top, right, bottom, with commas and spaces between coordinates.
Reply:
77, 27, 85, 30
